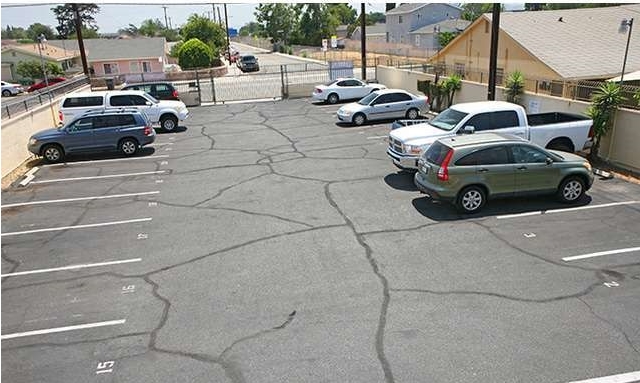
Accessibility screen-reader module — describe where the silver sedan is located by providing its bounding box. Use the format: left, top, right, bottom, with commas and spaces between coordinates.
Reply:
336, 89, 429, 126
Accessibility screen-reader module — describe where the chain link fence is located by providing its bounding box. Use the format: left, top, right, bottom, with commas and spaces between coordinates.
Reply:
1, 75, 90, 120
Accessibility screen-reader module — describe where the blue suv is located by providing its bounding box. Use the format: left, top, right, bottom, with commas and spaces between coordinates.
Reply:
28, 109, 156, 163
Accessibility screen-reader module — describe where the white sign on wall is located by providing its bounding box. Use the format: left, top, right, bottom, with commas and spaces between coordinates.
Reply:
331, 35, 337, 48
528, 99, 541, 114
322, 39, 328, 52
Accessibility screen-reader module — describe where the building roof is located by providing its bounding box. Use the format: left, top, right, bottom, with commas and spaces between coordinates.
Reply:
2, 42, 79, 61
485, 4, 640, 80
386, 3, 461, 15
608, 70, 640, 82
352, 23, 387, 36
46, 37, 166, 62
410, 18, 471, 34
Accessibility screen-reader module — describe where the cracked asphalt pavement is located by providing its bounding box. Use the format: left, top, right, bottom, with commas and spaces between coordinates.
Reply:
2, 99, 640, 382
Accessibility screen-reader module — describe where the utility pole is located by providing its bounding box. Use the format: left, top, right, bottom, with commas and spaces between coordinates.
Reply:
72, 3, 89, 76
224, 4, 231, 57
162, 6, 169, 29
212, 4, 216, 21
487, 3, 500, 101
217, 6, 222, 25
361, 3, 366, 80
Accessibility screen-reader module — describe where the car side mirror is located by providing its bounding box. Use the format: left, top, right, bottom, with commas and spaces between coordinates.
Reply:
145, 101, 152, 106
463, 126, 475, 134
545, 157, 553, 165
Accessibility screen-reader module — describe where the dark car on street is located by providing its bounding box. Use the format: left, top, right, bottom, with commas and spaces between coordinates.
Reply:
237, 55, 260, 72
28, 109, 156, 163
27, 77, 67, 92
121, 82, 181, 101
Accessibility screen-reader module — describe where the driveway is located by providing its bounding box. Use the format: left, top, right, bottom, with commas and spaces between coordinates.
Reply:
2, 99, 640, 383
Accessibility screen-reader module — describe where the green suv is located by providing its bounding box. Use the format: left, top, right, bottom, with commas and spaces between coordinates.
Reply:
414, 133, 594, 213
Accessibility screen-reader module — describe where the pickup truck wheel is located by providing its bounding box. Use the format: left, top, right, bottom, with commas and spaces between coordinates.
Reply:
456, 186, 486, 214
119, 138, 138, 156
352, 113, 366, 126
406, 108, 419, 120
557, 176, 585, 203
160, 115, 178, 131
41, 144, 64, 163
327, 93, 339, 104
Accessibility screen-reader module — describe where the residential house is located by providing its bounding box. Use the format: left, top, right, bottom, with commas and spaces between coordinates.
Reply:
351, 23, 387, 43
46, 37, 167, 78
429, 4, 640, 93
409, 18, 471, 52
385, 3, 463, 45
1, 42, 81, 81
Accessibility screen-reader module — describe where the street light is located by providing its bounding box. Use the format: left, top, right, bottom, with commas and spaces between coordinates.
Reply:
618, 18, 634, 86
36, 34, 51, 98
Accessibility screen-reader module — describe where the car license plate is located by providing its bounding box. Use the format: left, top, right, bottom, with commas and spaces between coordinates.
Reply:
421, 164, 429, 174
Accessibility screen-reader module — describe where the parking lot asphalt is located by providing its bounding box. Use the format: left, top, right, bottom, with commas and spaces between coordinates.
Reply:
2, 99, 640, 383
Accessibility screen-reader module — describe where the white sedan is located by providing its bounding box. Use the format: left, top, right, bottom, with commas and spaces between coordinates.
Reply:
312, 78, 386, 104
337, 89, 429, 126
1, 80, 24, 97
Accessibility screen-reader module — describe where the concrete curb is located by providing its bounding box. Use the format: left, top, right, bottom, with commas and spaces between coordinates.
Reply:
272, 52, 328, 65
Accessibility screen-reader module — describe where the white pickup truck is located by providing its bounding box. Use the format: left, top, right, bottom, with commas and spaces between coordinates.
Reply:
387, 101, 593, 170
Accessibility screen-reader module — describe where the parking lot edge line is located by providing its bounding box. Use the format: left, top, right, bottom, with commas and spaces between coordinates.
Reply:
0, 319, 126, 340
1, 258, 142, 278
43, 155, 170, 167
496, 201, 640, 220
564, 370, 640, 383
1, 191, 160, 208
562, 247, 640, 262
31, 171, 167, 184
1, 217, 152, 237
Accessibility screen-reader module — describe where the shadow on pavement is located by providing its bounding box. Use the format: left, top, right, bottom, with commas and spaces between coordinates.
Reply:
384, 171, 418, 192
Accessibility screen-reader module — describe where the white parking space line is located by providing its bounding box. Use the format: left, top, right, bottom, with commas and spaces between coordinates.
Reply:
1, 319, 126, 340
42, 155, 170, 167
366, 135, 389, 140
19, 166, 40, 187
1, 258, 142, 278
31, 171, 167, 184
1, 218, 152, 237
496, 201, 640, 220
565, 370, 640, 383
1, 191, 160, 209
147, 143, 174, 147
562, 247, 640, 262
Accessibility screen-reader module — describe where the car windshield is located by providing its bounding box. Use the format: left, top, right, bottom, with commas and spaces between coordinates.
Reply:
145, 94, 159, 104
429, 108, 469, 131
242, 56, 256, 62
358, 92, 378, 105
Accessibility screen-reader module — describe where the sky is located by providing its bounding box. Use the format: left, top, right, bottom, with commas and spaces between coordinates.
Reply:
0, 2, 389, 34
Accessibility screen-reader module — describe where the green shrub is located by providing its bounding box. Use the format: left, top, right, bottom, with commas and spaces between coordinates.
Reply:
177, 38, 213, 69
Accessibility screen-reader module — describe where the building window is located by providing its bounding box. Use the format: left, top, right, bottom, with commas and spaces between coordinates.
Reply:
11, 52, 16, 57
454, 62, 465, 77
399, 15, 403, 24
415, 35, 420, 46
142, 61, 152, 72
103, 63, 119, 74
496, 68, 504, 85
130, 62, 139, 73
386, 32, 389, 43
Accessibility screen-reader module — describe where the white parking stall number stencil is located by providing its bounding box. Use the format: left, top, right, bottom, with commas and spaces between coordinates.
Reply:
137, 233, 148, 240
523, 233, 537, 238
160, 161, 169, 165
122, 285, 136, 294
604, 281, 620, 288
96, 361, 114, 374
148, 202, 158, 207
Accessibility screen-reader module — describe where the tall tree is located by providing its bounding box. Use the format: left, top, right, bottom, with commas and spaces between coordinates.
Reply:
180, 14, 226, 56
139, 18, 165, 37
51, 3, 100, 39
327, 4, 357, 25
254, 4, 298, 44
26, 23, 55, 41
1, 26, 28, 40
239, 21, 260, 37
366, 12, 386, 24
298, 4, 340, 46
461, 3, 500, 21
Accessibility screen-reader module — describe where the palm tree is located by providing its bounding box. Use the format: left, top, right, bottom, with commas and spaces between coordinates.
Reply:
504, 70, 525, 105
586, 82, 626, 160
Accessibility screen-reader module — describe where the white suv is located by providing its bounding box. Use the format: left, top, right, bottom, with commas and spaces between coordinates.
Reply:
59, 90, 189, 131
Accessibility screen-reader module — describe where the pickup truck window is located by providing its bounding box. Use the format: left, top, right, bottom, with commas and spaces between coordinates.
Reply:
430, 108, 468, 131
464, 111, 519, 131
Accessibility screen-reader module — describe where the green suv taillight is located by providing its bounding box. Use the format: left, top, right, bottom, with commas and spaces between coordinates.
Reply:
437, 149, 454, 181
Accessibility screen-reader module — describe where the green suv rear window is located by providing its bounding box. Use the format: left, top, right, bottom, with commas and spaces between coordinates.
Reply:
424, 142, 451, 165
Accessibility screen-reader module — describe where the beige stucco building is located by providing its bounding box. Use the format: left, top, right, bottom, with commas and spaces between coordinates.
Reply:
430, 4, 640, 86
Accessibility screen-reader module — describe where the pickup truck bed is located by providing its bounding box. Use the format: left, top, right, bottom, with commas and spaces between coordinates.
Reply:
527, 112, 591, 126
